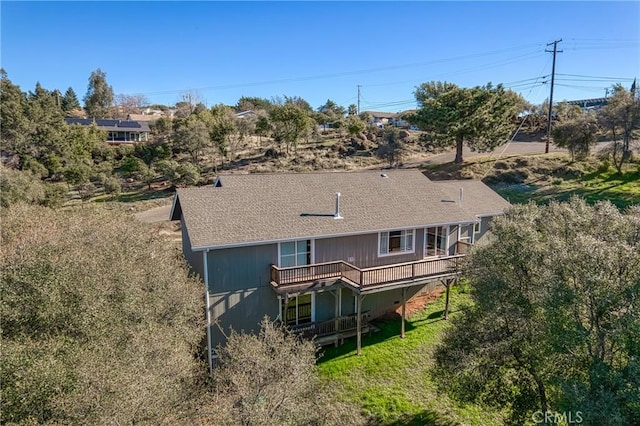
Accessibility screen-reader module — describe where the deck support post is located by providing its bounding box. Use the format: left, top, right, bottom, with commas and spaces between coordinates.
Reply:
334, 288, 340, 341
401, 287, 407, 338
444, 279, 452, 320
356, 293, 362, 356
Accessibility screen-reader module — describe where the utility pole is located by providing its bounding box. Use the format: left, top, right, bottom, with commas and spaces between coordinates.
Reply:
357, 85, 361, 115
545, 39, 562, 154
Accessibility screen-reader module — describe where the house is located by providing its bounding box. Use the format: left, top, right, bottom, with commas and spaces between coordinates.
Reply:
235, 110, 257, 119
65, 118, 151, 145
364, 110, 417, 128
170, 170, 511, 372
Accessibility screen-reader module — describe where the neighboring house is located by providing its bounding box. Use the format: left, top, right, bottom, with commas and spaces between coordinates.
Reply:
235, 110, 257, 119
65, 118, 150, 145
170, 170, 510, 372
565, 97, 608, 112
126, 113, 160, 124
365, 110, 417, 128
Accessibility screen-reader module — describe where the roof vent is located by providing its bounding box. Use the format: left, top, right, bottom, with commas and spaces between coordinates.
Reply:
459, 188, 464, 206
334, 192, 343, 219
381, 173, 388, 178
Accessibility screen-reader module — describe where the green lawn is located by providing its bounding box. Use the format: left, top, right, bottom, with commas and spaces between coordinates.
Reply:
494, 165, 640, 209
316, 289, 504, 426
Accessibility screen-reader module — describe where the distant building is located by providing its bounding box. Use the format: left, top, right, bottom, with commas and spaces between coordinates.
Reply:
65, 118, 150, 145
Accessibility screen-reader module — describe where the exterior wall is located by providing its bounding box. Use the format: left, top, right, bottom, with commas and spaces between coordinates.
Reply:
206, 244, 279, 349
314, 228, 425, 269
181, 217, 204, 279
474, 216, 495, 245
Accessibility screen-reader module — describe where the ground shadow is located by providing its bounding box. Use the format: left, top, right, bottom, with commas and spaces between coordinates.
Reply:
387, 410, 459, 426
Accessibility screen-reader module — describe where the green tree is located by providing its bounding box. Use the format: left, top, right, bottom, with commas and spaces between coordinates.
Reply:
254, 115, 271, 144
377, 127, 405, 167
209, 104, 237, 168
599, 84, 640, 173
410, 81, 524, 163
173, 116, 210, 166
1, 204, 204, 424
346, 115, 366, 137
269, 103, 312, 155
347, 104, 358, 116
552, 113, 599, 160
0, 69, 28, 155
24, 82, 67, 164
434, 199, 640, 425
83, 68, 114, 118
66, 122, 106, 163
61, 87, 80, 113
235, 96, 272, 112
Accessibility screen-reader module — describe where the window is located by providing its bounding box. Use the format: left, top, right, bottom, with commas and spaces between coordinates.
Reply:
474, 221, 481, 234
282, 294, 313, 326
425, 226, 448, 257
279, 240, 311, 267
379, 229, 414, 256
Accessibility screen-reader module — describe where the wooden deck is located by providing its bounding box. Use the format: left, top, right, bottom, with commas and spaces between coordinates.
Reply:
288, 312, 372, 346
271, 242, 470, 293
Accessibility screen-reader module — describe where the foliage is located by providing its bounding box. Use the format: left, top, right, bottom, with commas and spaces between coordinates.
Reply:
0, 69, 28, 154
0, 165, 46, 208
209, 104, 237, 167
173, 116, 210, 165
410, 81, 524, 163
552, 113, 599, 160
346, 115, 366, 137
61, 87, 80, 112
213, 317, 363, 426
433, 199, 640, 425
269, 103, 312, 154
598, 84, 640, 173
235, 96, 272, 112
0, 204, 204, 424
377, 127, 405, 167
83, 68, 114, 118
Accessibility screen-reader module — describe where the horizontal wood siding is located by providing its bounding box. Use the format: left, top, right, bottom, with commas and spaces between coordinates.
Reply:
314, 229, 425, 269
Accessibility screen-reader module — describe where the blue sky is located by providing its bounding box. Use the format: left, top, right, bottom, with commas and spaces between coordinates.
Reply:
2, 1, 638, 112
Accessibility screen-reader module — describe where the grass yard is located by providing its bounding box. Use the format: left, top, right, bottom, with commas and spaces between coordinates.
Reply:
316, 288, 505, 426
423, 154, 640, 209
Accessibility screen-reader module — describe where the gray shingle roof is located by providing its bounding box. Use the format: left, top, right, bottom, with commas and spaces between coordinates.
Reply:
433, 180, 512, 217
171, 170, 510, 250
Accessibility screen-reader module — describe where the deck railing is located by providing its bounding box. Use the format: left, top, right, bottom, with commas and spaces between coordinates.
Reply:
288, 311, 370, 339
271, 253, 465, 289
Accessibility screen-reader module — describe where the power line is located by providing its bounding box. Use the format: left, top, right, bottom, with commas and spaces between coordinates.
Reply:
545, 39, 562, 154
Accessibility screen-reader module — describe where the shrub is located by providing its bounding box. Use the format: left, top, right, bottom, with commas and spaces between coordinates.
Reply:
1, 205, 204, 424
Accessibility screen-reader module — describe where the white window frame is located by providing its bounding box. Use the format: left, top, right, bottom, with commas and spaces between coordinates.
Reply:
424, 225, 450, 258
474, 221, 481, 234
378, 229, 415, 257
282, 292, 315, 325
277, 239, 314, 267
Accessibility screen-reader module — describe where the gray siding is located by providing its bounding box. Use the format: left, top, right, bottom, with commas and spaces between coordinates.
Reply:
181, 217, 204, 279
206, 244, 279, 348
474, 216, 495, 245
314, 229, 425, 268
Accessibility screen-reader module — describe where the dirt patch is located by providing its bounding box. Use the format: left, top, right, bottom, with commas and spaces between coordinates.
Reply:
398, 286, 446, 318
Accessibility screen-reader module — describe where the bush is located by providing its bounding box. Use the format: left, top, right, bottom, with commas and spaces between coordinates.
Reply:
1, 205, 204, 424
212, 318, 364, 426
0, 165, 46, 208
